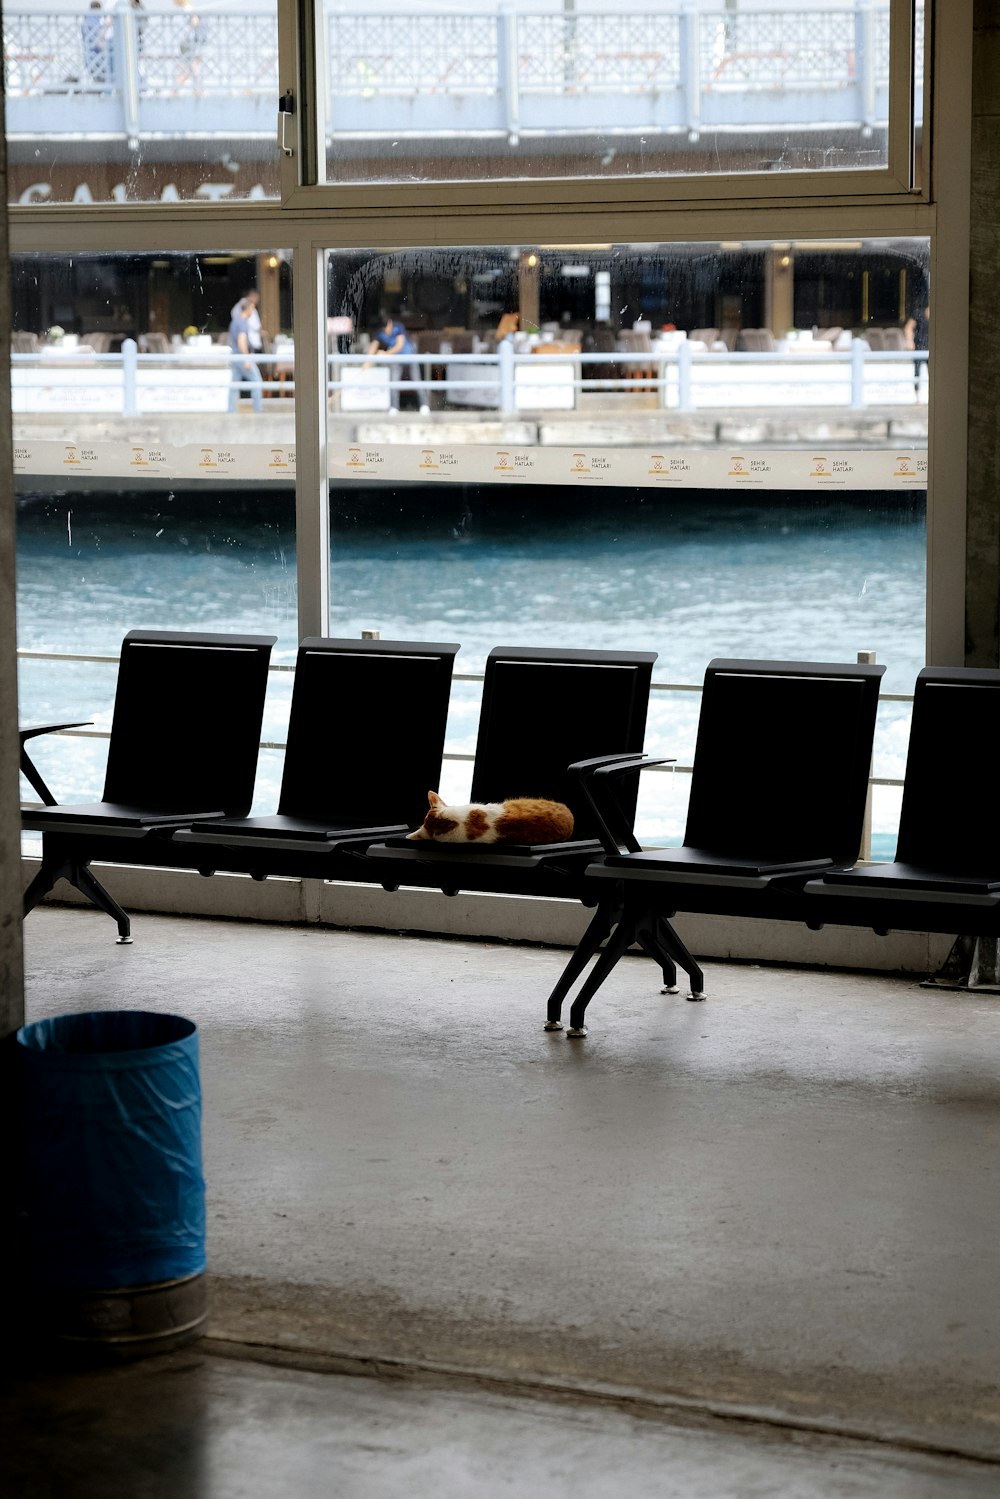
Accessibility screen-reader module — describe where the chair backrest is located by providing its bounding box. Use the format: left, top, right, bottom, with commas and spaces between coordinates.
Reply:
735, 328, 777, 353
470, 646, 657, 842
102, 630, 276, 816
684, 658, 886, 865
895, 667, 1000, 872
618, 330, 653, 354
277, 637, 461, 827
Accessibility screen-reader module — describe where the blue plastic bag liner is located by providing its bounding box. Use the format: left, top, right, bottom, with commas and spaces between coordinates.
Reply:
17, 1011, 206, 1291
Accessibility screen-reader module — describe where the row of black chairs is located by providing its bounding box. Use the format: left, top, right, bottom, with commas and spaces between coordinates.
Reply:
20, 631, 1000, 1036
20, 627, 655, 936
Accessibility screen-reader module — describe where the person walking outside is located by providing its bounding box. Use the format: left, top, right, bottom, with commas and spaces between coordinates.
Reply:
82, 1, 115, 91
228, 298, 263, 413
173, 0, 205, 90
230, 288, 264, 357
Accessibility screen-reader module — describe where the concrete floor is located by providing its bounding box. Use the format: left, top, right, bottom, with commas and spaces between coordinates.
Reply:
8, 905, 1000, 1495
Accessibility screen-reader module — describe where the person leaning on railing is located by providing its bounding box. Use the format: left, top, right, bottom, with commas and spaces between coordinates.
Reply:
366, 310, 429, 415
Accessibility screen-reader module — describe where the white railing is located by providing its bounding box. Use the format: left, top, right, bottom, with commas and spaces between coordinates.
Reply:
3, 3, 919, 140
332, 345, 928, 414
10, 341, 929, 417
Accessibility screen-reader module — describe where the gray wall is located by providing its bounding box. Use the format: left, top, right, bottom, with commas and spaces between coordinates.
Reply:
0, 79, 24, 1039
966, 1, 1000, 665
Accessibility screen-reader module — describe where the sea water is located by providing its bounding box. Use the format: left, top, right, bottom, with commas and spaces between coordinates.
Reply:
15, 485, 925, 850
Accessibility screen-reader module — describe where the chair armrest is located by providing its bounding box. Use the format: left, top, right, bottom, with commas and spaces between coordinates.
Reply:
20, 720, 92, 742
567, 752, 653, 776
19, 721, 92, 807
570, 754, 674, 856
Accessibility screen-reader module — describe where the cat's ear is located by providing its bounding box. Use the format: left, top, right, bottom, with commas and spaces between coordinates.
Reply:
428, 790, 443, 807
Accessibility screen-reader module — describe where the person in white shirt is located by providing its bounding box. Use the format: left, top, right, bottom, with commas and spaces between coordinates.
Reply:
230, 289, 263, 353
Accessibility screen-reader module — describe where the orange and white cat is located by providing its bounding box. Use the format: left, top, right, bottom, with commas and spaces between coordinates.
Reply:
407, 790, 574, 844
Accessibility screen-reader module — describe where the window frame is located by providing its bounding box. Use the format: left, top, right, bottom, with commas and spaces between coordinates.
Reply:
280, 0, 923, 211
6, 0, 967, 673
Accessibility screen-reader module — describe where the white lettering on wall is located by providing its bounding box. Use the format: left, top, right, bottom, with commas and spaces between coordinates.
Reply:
18, 181, 269, 204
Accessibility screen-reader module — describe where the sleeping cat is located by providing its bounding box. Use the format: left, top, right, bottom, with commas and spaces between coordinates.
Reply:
407, 790, 575, 844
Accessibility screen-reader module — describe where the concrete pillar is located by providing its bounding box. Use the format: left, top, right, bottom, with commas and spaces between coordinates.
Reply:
965, 2, 1000, 665
518, 252, 540, 331
257, 252, 283, 346
763, 247, 795, 338
0, 88, 24, 1040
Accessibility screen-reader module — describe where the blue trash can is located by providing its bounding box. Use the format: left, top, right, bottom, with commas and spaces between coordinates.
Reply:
17, 1010, 207, 1355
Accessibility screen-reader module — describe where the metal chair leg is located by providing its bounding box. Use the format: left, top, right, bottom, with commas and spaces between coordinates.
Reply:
24, 847, 132, 943
652, 913, 705, 999
566, 913, 638, 1037
634, 911, 679, 993
76, 865, 133, 943
22, 858, 62, 918
544, 902, 616, 1030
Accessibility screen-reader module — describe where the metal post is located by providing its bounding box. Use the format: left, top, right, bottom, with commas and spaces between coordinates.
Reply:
850, 338, 866, 410
499, 340, 516, 413
677, 339, 694, 412
293, 248, 331, 638
856, 0, 877, 132
680, 1, 702, 139
857, 648, 876, 862
118, 5, 141, 143
499, 4, 521, 146
121, 337, 138, 417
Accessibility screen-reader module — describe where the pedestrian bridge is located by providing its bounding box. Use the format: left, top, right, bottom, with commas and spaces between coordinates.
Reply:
3, 3, 914, 172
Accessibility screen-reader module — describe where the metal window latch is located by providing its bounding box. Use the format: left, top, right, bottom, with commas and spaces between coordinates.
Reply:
278, 91, 295, 157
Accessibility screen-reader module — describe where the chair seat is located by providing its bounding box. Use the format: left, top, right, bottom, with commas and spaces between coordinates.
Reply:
23, 802, 225, 833
173, 816, 407, 851
601, 846, 836, 879
820, 862, 1000, 897
378, 835, 601, 862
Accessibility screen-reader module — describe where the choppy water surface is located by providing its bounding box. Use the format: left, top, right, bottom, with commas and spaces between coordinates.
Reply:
16, 485, 925, 845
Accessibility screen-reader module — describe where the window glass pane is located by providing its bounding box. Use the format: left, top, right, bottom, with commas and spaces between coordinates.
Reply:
5, 1, 280, 205
325, 237, 927, 847
321, 0, 903, 187
13, 249, 296, 815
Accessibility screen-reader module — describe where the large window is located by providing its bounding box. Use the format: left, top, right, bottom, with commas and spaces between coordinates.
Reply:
9, 0, 956, 884
314, 0, 923, 189
322, 238, 926, 846
5, 1, 281, 204
12, 249, 297, 810
5, 1, 923, 204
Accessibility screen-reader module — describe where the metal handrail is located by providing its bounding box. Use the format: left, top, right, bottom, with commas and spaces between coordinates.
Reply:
10, 342, 929, 418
